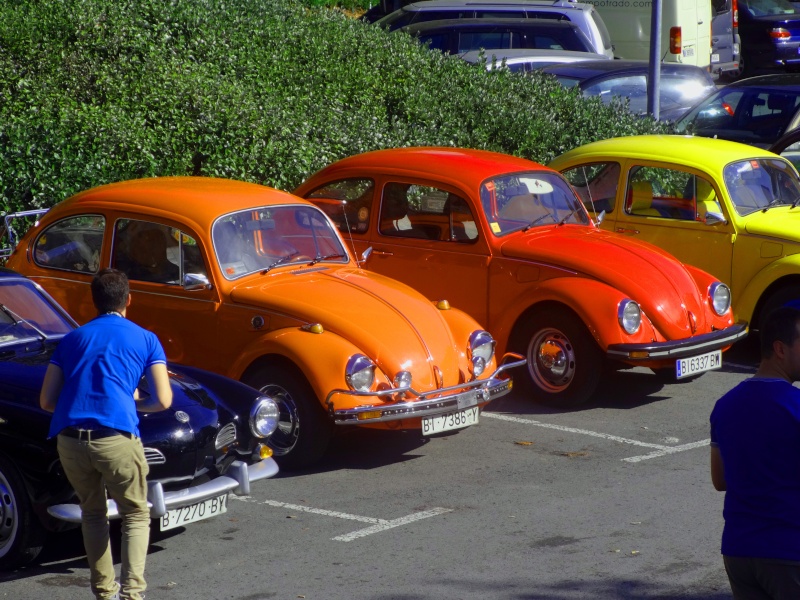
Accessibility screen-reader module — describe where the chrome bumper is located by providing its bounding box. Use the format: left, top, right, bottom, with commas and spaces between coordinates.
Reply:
606, 323, 748, 361
327, 353, 526, 425
47, 457, 279, 524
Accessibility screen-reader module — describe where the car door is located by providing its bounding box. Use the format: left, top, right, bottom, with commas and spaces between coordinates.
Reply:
367, 179, 491, 326
109, 215, 223, 371
612, 162, 735, 286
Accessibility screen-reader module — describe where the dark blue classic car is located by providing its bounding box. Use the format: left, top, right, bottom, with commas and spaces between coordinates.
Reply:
0, 268, 280, 568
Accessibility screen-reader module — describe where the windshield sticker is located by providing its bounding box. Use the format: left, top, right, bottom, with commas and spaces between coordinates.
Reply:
490, 222, 501, 234
519, 178, 555, 194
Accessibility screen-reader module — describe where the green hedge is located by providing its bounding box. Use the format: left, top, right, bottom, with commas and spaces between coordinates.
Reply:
0, 0, 668, 213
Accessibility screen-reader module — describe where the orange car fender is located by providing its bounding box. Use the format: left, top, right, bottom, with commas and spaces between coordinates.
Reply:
229, 327, 385, 409
493, 277, 658, 353
437, 305, 498, 374
736, 255, 800, 325
681, 263, 737, 330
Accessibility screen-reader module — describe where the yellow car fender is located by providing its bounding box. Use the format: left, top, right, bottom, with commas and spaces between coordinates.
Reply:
735, 254, 800, 325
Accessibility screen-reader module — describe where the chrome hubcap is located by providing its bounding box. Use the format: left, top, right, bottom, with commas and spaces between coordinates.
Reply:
528, 327, 577, 393
0, 471, 18, 557
258, 384, 300, 457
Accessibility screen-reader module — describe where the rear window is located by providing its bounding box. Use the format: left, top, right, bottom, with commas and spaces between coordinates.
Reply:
590, 10, 612, 51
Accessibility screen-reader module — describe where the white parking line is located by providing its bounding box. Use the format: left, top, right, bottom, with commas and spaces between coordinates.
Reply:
483, 412, 707, 462
232, 497, 452, 541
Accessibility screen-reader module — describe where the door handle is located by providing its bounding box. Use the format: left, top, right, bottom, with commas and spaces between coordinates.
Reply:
616, 227, 640, 235
373, 250, 394, 256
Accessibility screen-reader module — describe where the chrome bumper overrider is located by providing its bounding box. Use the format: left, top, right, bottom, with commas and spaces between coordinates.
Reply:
327, 353, 526, 425
606, 323, 748, 361
47, 457, 279, 523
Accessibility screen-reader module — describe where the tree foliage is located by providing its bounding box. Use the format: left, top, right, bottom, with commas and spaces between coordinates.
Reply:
0, 0, 668, 212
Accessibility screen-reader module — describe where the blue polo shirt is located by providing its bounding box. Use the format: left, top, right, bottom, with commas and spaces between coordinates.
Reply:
710, 378, 800, 561
48, 313, 167, 438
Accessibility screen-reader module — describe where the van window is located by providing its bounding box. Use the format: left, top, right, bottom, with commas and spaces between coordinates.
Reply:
712, 0, 732, 14
590, 10, 613, 51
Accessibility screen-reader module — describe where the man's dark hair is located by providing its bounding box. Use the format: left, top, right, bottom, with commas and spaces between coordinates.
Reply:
760, 306, 800, 358
91, 269, 129, 313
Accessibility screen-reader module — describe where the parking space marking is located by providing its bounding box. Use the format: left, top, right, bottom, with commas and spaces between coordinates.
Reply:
484, 412, 708, 462
232, 497, 452, 542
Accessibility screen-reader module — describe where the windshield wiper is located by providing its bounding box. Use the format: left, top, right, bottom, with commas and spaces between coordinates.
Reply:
260, 251, 299, 274
762, 197, 787, 212
0, 303, 47, 342
307, 252, 346, 267
523, 212, 557, 231
791, 197, 800, 210
556, 208, 579, 226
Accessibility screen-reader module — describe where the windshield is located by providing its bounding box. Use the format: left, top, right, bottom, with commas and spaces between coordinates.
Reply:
0, 279, 74, 346
723, 158, 800, 216
741, 0, 797, 17
212, 205, 349, 280
480, 171, 590, 235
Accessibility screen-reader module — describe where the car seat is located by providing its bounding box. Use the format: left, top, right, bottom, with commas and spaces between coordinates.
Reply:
627, 181, 660, 216
695, 178, 723, 221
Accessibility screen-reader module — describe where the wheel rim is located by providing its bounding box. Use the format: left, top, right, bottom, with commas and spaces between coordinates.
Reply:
527, 327, 577, 393
258, 383, 301, 457
0, 469, 19, 558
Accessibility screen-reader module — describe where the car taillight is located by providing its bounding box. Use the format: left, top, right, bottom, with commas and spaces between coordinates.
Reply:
732, 0, 738, 29
670, 27, 682, 54
770, 28, 791, 39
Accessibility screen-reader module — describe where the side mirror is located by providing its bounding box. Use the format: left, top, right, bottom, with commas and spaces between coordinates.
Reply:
183, 273, 212, 291
703, 212, 727, 226
595, 210, 606, 226
360, 247, 373, 265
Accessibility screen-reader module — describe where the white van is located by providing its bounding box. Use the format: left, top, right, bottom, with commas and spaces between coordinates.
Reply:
583, 0, 712, 69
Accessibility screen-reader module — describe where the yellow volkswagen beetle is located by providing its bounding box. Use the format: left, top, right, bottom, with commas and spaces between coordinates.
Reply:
550, 135, 800, 329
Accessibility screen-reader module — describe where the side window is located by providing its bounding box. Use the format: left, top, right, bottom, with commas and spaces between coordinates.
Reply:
561, 162, 620, 215
112, 219, 198, 285
379, 183, 477, 242
306, 178, 374, 235
625, 166, 702, 220
459, 32, 513, 52
33, 215, 105, 274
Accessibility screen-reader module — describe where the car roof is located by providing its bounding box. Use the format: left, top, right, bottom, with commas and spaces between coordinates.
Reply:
725, 74, 800, 89
404, 17, 582, 32
304, 147, 550, 190
552, 135, 779, 172
540, 59, 712, 79
401, 0, 594, 11
46, 177, 310, 229
460, 48, 607, 63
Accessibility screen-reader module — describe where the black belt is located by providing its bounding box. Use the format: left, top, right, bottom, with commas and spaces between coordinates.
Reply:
60, 427, 132, 441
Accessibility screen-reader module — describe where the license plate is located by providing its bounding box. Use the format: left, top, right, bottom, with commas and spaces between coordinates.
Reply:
675, 350, 722, 379
711, 53, 720, 63
422, 407, 479, 435
160, 493, 228, 531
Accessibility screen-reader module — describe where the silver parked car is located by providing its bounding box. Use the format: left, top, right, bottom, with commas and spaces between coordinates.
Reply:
460, 48, 610, 71
374, 0, 614, 59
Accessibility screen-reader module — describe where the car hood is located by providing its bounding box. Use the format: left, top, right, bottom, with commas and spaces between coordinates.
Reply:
499, 226, 709, 338
229, 267, 462, 388
743, 209, 800, 246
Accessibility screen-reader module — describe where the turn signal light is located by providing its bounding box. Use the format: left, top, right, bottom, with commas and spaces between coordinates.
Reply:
357, 411, 382, 421
257, 444, 273, 459
629, 351, 651, 359
669, 27, 682, 54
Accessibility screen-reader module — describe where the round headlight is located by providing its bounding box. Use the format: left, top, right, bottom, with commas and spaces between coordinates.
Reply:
710, 282, 731, 316
345, 354, 376, 392
618, 299, 641, 335
469, 330, 495, 377
250, 396, 279, 438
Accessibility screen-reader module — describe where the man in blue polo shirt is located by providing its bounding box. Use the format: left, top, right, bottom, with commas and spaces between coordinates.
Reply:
710, 306, 800, 599
40, 269, 173, 600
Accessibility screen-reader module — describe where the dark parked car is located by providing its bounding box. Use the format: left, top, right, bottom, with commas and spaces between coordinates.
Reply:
401, 18, 596, 54
539, 60, 717, 121
674, 74, 800, 147
0, 268, 280, 568
769, 124, 800, 168
737, 0, 800, 77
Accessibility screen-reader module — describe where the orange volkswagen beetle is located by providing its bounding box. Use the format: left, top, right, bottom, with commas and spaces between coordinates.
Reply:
294, 147, 748, 407
3, 177, 524, 467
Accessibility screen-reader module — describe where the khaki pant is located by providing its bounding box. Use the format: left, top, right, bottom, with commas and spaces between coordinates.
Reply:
57, 433, 150, 600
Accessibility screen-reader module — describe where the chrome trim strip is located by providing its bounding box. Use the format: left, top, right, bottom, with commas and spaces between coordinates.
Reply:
327, 353, 526, 425
606, 323, 748, 360
46, 458, 279, 523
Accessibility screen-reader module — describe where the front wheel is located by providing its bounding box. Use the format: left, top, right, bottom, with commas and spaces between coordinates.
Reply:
242, 364, 332, 470
512, 307, 603, 408
0, 455, 46, 569
756, 283, 800, 332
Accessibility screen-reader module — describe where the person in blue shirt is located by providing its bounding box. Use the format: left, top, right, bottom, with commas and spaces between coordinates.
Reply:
710, 306, 800, 599
40, 269, 173, 600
